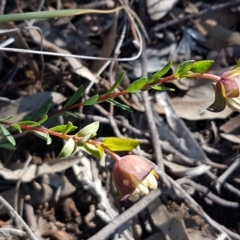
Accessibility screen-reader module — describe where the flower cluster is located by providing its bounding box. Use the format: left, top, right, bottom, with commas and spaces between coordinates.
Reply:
112, 155, 159, 201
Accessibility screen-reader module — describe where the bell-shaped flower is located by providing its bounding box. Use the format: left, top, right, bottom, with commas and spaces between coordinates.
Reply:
208, 69, 240, 112
112, 155, 159, 201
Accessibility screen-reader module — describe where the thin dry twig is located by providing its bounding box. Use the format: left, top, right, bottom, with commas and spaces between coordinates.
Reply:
0, 195, 38, 240
157, 170, 239, 240
177, 178, 239, 208
88, 188, 162, 240
216, 155, 240, 193
141, 38, 164, 172
151, 0, 240, 32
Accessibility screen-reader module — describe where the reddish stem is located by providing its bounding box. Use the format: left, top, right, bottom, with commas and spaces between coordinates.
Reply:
48, 72, 220, 118
103, 148, 121, 162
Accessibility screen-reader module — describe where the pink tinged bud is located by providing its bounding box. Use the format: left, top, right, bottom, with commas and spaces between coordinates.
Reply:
112, 155, 159, 201
208, 70, 240, 112
220, 74, 240, 98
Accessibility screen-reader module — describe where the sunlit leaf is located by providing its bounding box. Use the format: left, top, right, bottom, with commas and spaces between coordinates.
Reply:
37, 115, 48, 125
102, 137, 140, 151
11, 123, 22, 133
148, 61, 172, 83
190, 60, 214, 73
107, 99, 133, 112
64, 85, 84, 107
0, 142, 16, 150
49, 123, 77, 134
175, 60, 195, 78
103, 71, 125, 96
83, 95, 98, 106
63, 122, 77, 134
31, 97, 52, 120
79, 133, 92, 142
78, 121, 99, 138
126, 77, 147, 93
83, 143, 101, 159
0, 125, 16, 146
151, 85, 175, 91
58, 138, 76, 159
33, 131, 52, 145
17, 120, 38, 126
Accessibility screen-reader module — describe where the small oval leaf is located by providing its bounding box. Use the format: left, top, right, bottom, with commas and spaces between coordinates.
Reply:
102, 137, 140, 151
83, 143, 101, 159
175, 60, 195, 78
126, 77, 147, 93
17, 120, 38, 126
83, 95, 99, 106
33, 131, 52, 145
58, 138, 76, 159
107, 99, 133, 112
12, 123, 22, 133
151, 85, 175, 91
148, 61, 172, 83
190, 60, 214, 74
64, 85, 84, 107
31, 97, 52, 120
0, 125, 16, 146
78, 121, 99, 138
104, 71, 125, 96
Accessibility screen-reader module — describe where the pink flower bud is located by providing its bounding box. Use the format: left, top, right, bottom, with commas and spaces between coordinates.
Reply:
112, 155, 159, 201
208, 69, 240, 112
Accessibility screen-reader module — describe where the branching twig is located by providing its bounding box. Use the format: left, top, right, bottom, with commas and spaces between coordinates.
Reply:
0, 195, 38, 240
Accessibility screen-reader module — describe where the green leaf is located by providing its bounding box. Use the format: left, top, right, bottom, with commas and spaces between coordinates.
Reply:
17, 120, 38, 126
0, 115, 13, 121
33, 131, 52, 145
175, 60, 195, 78
0, 142, 16, 150
107, 99, 133, 112
78, 121, 99, 138
104, 71, 125, 96
11, 123, 22, 133
63, 122, 77, 134
148, 61, 172, 83
49, 123, 78, 134
64, 85, 84, 107
58, 138, 76, 159
83, 143, 101, 159
102, 137, 140, 151
80, 133, 92, 142
37, 115, 48, 125
151, 85, 175, 91
26, 115, 48, 127
126, 77, 147, 93
190, 60, 214, 73
83, 95, 98, 106
0, 125, 16, 146
31, 97, 52, 120
0, 8, 87, 23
